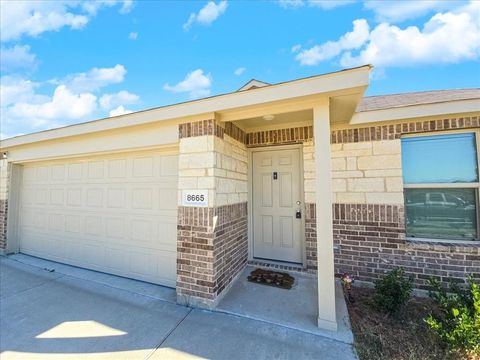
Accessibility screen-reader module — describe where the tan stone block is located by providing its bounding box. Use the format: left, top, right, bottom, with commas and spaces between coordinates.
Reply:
343, 142, 372, 151
179, 169, 206, 177
235, 180, 248, 193
332, 170, 363, 178
188, 153, 216, 169
236, 160, 248, 174
211, 136, 224, 152
346, 157, 357, 170
335, 192, 366, 204
303, 152, 314, 160
197, 176, 215, 189
221, 156, 234, 171
357, 155, 401, 170
365, 192, 404, 204
331, 148, 372, 158
239, 193, 248, 203
216, 178, 235, 193
330, 144, 342, 151
332, 179, 347, 192
304, 171, 316, 180
373, 140, 401, 155
304, 192, 316, 203
304, 179, 316, 192
180, 136, 209, 153
348, 178, 384, 192
178, 154, 190, 169
364, 169, 403, 177
223, 142, 232, 157
303, 159, 316, 172
331, 158, 346, 171
215, 193, 228, 207
386, 177, 403, 192
207, 190, 216, 207
178, 177, 197, 189
227, 193, 240, 204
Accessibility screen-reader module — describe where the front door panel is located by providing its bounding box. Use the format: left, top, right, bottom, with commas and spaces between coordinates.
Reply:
253, 148, 303, 263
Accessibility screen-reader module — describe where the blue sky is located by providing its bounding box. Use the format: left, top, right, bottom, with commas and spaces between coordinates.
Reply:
1, 0, 479, 138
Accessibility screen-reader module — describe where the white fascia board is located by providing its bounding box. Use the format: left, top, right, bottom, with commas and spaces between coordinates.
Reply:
351, 99, 480, 125
1, 66, 371, 149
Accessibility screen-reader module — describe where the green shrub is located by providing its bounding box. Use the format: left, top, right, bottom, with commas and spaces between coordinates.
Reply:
425, 276, 480, 357
373, 267, 413, 314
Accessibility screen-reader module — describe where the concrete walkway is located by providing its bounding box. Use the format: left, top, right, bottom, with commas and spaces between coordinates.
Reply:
0, 256, 357, 360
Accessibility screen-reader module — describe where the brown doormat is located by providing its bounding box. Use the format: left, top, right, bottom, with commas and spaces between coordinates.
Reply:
247, 268, 295, 289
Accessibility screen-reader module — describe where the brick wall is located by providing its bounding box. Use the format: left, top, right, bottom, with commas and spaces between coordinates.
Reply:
177, 203, 248, 308
305, 203, 317, 272
176, 119, 249, 308
327, 114, 480, 288
332, 204, 480, 288
0, 159, 9, 251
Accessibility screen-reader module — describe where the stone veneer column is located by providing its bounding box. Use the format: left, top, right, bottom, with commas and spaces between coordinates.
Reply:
176, 119, 248, 309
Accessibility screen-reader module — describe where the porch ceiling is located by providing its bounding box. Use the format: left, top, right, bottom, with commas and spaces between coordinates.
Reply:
232, 109, 312, 132
226, 89, 365, 131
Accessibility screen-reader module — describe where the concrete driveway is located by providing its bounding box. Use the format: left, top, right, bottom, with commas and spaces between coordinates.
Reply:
0, 256, 357, 360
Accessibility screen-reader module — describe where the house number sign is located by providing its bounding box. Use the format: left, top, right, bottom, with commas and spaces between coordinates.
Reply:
181, 190, 208, 207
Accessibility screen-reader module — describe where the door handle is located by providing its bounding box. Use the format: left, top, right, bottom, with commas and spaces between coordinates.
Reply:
296, 209, 302, 219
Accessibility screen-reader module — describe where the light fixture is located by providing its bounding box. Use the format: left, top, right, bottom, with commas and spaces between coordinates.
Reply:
263, 114, 274, 121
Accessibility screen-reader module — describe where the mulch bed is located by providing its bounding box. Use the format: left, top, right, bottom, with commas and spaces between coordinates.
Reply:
346, 287, 459, 360
247, 268, 295, 289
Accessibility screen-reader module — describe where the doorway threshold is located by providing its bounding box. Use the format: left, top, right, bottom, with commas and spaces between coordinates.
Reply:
248, 258, 314, 276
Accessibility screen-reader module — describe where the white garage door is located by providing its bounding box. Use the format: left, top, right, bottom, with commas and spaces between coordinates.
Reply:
18, 149, 178, 287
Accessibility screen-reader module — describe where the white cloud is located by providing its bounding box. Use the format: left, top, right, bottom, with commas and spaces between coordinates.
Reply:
0, 45, 37, 72
7, 85, 97, 128
291, 44, 302, 53
234, 67, 246, 76
99, 90, 139, 110
109, 105, 133, 117
129, 31, 138, 40
1, 64, 138, 135
119, 0, 134, 14
183, 1, 228, 31
57, 64, 127, 92
364, 0, 462, 23
341, 2, 480, 68
0, 0, 133, 42
296, 19, 369, 65
278, 0, 355, 10
294, 2, 480, 68
0, 76, 42, 107
163, 69, 212, 99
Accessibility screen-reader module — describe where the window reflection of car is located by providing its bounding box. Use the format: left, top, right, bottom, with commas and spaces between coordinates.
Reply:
406, 191, 475, 223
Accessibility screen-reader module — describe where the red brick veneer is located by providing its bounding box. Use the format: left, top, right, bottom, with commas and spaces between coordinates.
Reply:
0, 199, 7, 250
331, 203, 480, 288
331, 114, 479, 144
177, 202, 248, 307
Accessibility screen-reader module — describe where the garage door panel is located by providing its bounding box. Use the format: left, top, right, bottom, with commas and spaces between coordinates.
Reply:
19, 150, 178, 287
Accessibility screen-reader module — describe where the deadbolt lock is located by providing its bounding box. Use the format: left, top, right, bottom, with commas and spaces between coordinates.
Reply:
296, 210, 302, 219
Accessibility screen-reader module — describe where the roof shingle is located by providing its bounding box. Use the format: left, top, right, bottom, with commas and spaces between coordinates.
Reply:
357, 89, 480, 112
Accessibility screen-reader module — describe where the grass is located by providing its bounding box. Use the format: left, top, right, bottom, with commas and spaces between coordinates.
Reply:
346, 287, 460, 360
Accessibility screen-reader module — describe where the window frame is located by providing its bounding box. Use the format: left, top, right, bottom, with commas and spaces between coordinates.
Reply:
402, 128, 480, 242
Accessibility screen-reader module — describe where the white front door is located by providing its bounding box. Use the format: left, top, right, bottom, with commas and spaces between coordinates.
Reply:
252, 147, 303, 263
